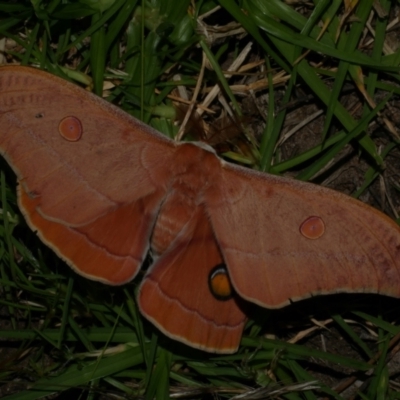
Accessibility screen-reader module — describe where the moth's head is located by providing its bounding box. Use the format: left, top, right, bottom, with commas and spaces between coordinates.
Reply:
182, 140, 216, 155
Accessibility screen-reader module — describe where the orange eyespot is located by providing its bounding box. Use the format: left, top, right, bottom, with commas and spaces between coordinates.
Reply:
59, 116, 83, 141
209, 265, 232, 301
300, 216, 325, 239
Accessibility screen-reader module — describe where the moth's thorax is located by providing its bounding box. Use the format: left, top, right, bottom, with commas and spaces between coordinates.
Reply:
150, 142, 220, 255
171, 142, 220, 178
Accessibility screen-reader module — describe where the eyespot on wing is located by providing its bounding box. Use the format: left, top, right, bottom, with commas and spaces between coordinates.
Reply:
59, 116, 83, 141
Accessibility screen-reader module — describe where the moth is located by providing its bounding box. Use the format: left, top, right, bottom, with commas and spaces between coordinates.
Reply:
0, 66, 399, 353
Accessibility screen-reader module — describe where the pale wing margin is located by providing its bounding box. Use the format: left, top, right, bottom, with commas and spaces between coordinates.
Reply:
205, 161, 400, 308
